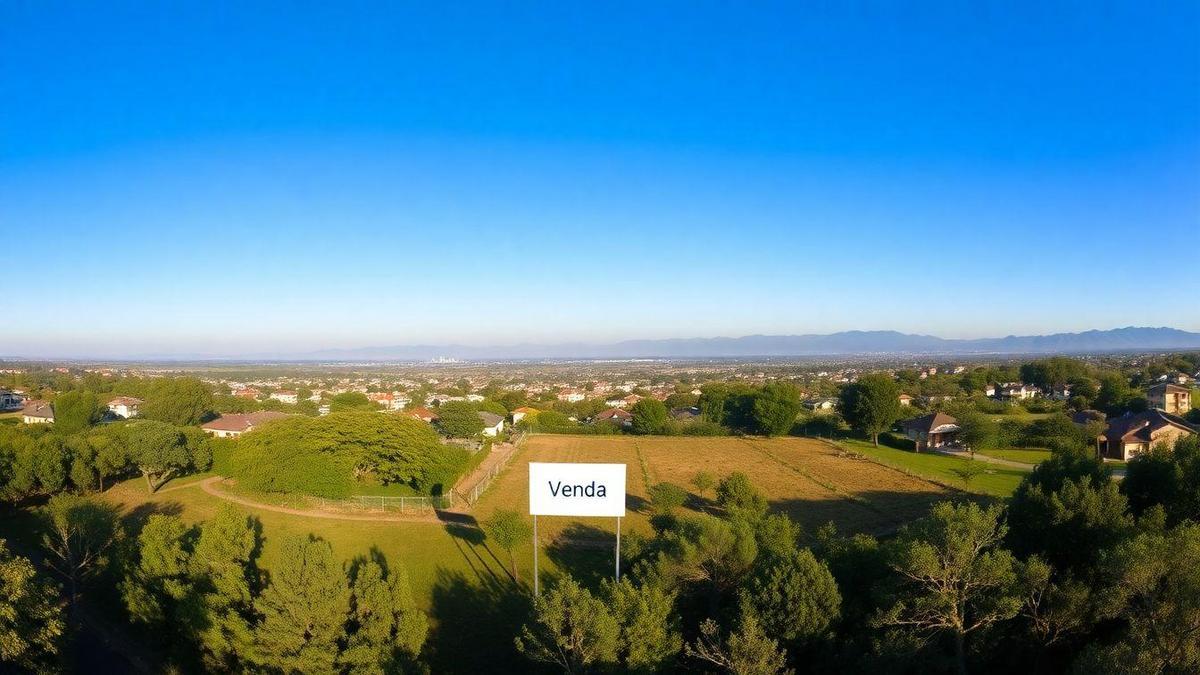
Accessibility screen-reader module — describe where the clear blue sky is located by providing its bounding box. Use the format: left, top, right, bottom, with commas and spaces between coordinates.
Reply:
2, 2, 1198, 358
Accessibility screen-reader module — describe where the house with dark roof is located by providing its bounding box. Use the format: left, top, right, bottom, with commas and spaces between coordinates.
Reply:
0, 389, 23, 411
200, 411, 293, 438
670, 406, 701, 421
1098, 410, 1195, 461
1147, 382, 1191, 416
478, 411, 505, 437
901, 412, 960, 451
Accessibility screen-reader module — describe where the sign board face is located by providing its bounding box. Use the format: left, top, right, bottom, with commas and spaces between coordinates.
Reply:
529, 462, 626, 517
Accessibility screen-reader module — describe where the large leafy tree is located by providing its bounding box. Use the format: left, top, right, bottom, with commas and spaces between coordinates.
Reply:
630, 398, 670, 435
340, 557, 428, 673
141, 377, 214, 426
1121, 434, 1200, 525
251, 535, 351, 673
745, 548, 841, 646
435, 401, 485, 438
0, 540, 64, 671
838, 374, 902, 447
190, 505, 259, 670
124, 420, 200, 493
603, 578, 681, 673
51, 390, 104, 434
120, 514, 203, 661
229, 412, 463, 497
40, 494, 121, 606
751, 383, 802, 436
875, 502, 1023, 675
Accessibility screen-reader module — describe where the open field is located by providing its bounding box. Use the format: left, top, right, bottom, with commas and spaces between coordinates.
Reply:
978, 447, 1053, 465
838, 438, 1028, 496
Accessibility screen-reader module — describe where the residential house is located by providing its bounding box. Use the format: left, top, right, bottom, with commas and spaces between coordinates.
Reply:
898, 393, 913, 407
901, 412, 960, 451
804, 398, 837, 413
233, 387, 261, 399
511, 406, 538, 424
983, 384, 997, 397
622, 394, 643, 407
465, 394, 485, 402
594, 408, 633, 428
200, 411, 292, 438
1097, 409, 1195, 461
1050, 385, 1073, 401
0, 389, 23, 411
557, 389, 586, 403
1147, 383, 1191, 416
670, 406, 701, 421
405, 407, 439, 423
107, 396, 143, 419
604, 397, 629, 408
997, 383, 1038, 400
478, 411, 505, 437
269, 390, 298, 405
22, 401, 54, 424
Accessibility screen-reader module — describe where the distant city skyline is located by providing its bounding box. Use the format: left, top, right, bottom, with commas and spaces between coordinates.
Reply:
3, 3, 1197, 357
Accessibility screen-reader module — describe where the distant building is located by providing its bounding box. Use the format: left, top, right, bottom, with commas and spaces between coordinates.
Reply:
0, 389, 23, 411
898, 393, 913, 407
269, 390, 298, 405
200, 411, 292, 438
670, 406, 702, 421
804, 398, 837, 413
511, 407, 539, 424
22, 401, 54, 424
233, 387, 261, 399
901, 412, 960, 451
107, 396, 143, 419
1098, 409, 1195, 461
997, 383, 1038, 400
478, 411, 505, 437
594, 408, 634, 428
1147, 383, 1191, 416
557, 389, 586, 403
405, 407, 439, 423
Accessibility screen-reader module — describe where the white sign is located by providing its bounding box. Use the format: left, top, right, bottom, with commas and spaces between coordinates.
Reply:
529, 462, 627, 517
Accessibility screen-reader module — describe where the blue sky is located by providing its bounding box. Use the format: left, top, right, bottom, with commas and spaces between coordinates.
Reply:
2, 2, 1198, 357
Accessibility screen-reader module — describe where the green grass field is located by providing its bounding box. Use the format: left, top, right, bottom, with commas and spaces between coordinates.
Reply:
837, 438, 1029, 496
977, 447, 1053, 465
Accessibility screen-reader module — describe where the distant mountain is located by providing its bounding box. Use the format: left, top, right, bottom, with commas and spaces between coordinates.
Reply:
300, 327, 1200, 360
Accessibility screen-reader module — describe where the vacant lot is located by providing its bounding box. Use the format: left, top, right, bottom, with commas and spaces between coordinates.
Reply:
477, 434, 961, 536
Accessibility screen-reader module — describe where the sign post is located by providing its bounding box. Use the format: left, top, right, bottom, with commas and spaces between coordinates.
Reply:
529, 462, 627, 595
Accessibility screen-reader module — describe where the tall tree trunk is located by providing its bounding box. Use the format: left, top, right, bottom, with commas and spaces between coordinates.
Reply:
143, 471, 154, 493
873, 432, 879, 447
510, 551, 520, 582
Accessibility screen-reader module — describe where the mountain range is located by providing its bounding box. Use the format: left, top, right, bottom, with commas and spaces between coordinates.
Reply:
299, 327, 1200, 361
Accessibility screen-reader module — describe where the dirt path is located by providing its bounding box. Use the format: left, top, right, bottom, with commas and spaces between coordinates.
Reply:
193, 477, 475, 526
930, 448, 1035, 469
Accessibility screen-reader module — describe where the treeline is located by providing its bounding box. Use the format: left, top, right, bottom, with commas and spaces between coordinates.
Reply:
511, 435, 1200, 674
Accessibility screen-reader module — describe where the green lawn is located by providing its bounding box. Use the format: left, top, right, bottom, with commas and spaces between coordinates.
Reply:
838, 439, 1028, 497
977, 447, 1053, 465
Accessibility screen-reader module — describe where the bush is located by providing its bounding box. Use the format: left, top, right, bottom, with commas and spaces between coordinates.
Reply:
681, 421, 729, 437
879, 432, 916, 451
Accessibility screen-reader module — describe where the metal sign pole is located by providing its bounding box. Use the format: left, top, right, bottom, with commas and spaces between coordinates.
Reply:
533, 514, 539, 596
615, 516, 621, 581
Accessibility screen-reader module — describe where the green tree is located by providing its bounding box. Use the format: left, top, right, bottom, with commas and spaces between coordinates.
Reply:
1121, 435, 1200, 524
751, 383, 802, 436
435, 401, 486, 438
1080, 523, 1200, 673
141, 377, 214, 426
649, 481, 689, 515
124, 420, 195, 493
190, 505, 259, 670
603, 578, 681, 673
329, 392, 375, 412
120, 514, 202, 659
515, 575, 619, 673
52, 390, 104, 434
838, 374, 902, 447
251, 535, 350, 673
485, 509, 532, 583
685, 609, 789, 675
876, 502, 1023, 675
746, 548, 841, 646
956, 411, 999, 454
340, 557, 429, 673
40, 494, 121, 607
691, 470, 716, 498
716, 472, 768, 522
631, 398, 670, 435
0, 539, 64, 671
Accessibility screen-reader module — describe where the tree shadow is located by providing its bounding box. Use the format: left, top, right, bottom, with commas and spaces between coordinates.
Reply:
544, 522, 616, 588
427, 569, 537, 674
120, 500, 183, 535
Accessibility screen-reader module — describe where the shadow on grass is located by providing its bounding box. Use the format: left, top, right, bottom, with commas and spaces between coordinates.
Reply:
427, 569, 535, 674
